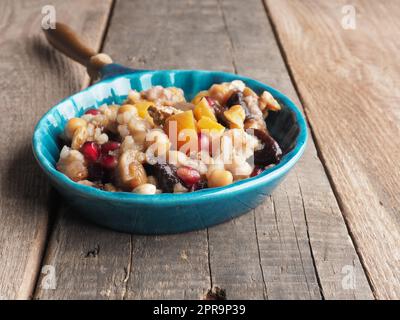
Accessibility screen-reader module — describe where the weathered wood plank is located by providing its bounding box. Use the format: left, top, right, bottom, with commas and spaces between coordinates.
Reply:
0, 0, 112, 299
266, 0, 400, 299
35, 0, 218, 300
219, 0, 372, 299
35, 0, 372, 300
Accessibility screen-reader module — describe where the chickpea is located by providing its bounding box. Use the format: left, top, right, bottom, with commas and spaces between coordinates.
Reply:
207, 169, 233, 188
118, 104, 137, 115
65, 118, 87, 139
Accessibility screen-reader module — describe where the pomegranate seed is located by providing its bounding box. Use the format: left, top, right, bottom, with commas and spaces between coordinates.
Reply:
198, 133, 210, 154
101, 141, 121, 155
205, 96, 216, 106
100, 154, 118, 170
250, 166, 264, 177
81, 141, 100, 162
85, 109, 100, 115
177, 166, 201, 187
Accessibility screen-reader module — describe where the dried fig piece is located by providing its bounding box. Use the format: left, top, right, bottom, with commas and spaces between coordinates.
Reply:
253, 129, 282, 166
205, 97, 229, 127
153, 163, 181, 193
225, 91, 250, 118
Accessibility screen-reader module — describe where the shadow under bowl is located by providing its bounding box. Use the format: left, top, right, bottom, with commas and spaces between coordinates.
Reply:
32, 70, 307, 234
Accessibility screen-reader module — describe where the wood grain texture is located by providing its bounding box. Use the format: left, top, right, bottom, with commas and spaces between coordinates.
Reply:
0, 0, 112, 299
35, 0, 216, 300
219, 0, 372, 300
266, 0, 400, 299
35, 0, 372, 300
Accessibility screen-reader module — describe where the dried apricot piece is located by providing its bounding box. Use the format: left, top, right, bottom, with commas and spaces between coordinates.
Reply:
193, 97, 217, 121
191, 90, 209, 105
224, 105, 246, 129
197, 116, 225, 135
165, 110, 198, 150
134, 100, 154, 118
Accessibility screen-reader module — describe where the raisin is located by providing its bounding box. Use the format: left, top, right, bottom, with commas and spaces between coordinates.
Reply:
208, 100, 229, 127
153, 163, 181, 193
253, 129, 282, 166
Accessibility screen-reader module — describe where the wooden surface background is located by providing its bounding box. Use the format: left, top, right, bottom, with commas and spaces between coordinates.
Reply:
0, 0, 397, 300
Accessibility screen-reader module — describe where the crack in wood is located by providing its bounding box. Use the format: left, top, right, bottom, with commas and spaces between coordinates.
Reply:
253, 211, 269, 299
296, 177, 325, 299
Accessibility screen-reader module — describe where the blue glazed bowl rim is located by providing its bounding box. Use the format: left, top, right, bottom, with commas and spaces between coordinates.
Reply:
32, 69, 308, 205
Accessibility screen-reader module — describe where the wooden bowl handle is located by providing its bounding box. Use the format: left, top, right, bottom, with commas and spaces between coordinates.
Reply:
44, 22, 112, 79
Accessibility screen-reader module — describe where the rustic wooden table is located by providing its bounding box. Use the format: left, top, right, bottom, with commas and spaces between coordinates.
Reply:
1, 0, 399, 300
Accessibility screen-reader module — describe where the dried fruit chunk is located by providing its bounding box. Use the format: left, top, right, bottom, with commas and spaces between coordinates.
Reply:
243, 95, 267, 133
134, 100, 155, 124
193, 97, 216, 121
205, 97, 230, 127
148, 105, 182, 126
197, 117, 225, 135
253, 129, 282, 166
243, 87, 258, 98
225, 91, 250, 118
259, 91, 281, 112
165, 110, 198, 150
224, 105, 246, 129
191, 90, 209, 105
134, 101, 153, 118
153, 163, 181, 193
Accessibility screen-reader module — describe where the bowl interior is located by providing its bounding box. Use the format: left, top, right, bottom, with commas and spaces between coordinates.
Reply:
32, 70, 307, 201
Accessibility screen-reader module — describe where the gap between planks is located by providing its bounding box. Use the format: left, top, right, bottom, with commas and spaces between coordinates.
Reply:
32, 0, 116, 298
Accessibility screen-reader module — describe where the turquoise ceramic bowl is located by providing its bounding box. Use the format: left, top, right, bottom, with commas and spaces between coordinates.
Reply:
32, 65, 307, 234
